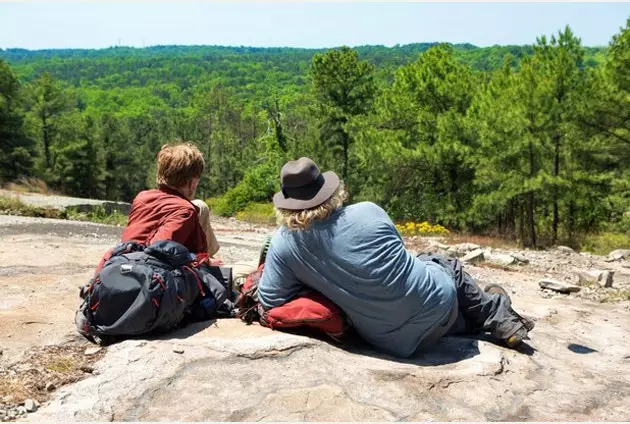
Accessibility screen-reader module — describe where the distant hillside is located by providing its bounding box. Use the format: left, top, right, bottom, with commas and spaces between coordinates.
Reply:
0, 43, 607, 104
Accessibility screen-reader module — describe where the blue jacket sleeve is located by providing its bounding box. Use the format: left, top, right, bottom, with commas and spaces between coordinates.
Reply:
257, 237, 303, 308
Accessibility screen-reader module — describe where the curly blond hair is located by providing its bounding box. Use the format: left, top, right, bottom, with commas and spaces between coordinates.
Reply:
275, 184, 348, 231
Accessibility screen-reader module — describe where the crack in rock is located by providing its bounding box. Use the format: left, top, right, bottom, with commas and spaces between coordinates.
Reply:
236, 344, 309, 360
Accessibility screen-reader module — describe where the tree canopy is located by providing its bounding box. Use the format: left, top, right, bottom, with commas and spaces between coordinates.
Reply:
0, 25, 627, 248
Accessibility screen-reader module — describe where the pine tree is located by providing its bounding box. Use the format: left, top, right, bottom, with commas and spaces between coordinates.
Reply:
361, 45, 479, 227
0, 59, 35, 183
25, 72, 72, 177
311, 47, 376, 188
533, 26, 585, 243
52, 114, 106, 198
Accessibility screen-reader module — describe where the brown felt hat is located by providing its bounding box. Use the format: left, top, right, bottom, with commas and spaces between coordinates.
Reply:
272, 157, 340, 210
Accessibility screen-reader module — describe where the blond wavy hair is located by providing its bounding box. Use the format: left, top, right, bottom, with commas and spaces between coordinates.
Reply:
275, 184, 348, 231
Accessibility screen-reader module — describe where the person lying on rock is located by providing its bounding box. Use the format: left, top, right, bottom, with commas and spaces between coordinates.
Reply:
257, 157, 535, 358
96, 141, 223, 271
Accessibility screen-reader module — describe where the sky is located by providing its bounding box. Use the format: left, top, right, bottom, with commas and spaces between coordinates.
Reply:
1, 2, 629, 50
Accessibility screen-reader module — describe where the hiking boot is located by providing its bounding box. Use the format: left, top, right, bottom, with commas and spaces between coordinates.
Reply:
483, 283, 509, 297
484, 283, 535, 347
505, 326, 529, 348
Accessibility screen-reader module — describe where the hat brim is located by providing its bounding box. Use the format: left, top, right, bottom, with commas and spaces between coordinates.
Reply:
272, 171, 340, 210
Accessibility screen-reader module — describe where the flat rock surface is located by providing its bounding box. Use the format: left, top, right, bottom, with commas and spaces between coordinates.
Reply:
0, 189, 131, 214
539, 279, 582, 293
1, 214, 629, 421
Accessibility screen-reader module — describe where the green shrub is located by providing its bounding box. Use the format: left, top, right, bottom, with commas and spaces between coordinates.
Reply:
235, 202, 276, 225
580, 232, 630, 256
66, 205, 128, 226
204, 196, 221, 211
212, 159, 280, 217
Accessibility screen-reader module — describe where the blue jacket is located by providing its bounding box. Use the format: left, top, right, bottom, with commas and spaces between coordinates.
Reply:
258, 201, 457, 357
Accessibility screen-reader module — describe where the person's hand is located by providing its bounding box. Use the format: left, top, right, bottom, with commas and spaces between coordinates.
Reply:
209, 257, 225, 266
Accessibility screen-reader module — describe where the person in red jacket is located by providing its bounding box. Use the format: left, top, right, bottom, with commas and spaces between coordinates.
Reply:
96, 142, 222, 272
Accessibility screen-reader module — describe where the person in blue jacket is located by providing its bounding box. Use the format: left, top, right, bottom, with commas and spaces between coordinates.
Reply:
258, 157, 534, 358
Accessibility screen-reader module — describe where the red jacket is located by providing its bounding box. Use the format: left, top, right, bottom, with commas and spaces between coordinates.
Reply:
95, 186, 208, 273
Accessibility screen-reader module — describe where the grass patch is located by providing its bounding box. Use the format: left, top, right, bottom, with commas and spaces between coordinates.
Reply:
235, 202, 276, 225
580, 232, 630, 256
66, 205, 128, 226
46, 357, 76, 373
0, 195, 127, 226
600, 289, 630, 303
0, 195, 67, 219
0, 343, 104, 405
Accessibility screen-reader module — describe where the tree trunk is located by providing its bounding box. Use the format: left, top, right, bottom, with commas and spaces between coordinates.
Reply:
528, 141, 537, 248
505, 198, 517, 240
518, 202, 526, 246
568, 199, 575, 243
42, 113, 50, 169
552, 134, 560, 245
527, 191, 537, 248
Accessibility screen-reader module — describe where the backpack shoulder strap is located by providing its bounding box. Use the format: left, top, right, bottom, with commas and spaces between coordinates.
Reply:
109, 241, 146, 258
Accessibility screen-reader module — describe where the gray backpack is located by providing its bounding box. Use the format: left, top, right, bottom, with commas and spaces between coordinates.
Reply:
75, 240, 233, 344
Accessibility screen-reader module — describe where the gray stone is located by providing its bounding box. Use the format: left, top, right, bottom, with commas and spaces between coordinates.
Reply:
485, 252, 517, 266
575, 270, 601, 285
606, 249, 630, 262
510, 252, 529, 264
45, 382, 56, 392
84, 346, 102, 356
575, 270, 614, 288
457, 243, 481, 252
7, 210, 630, 422
80, 365, 94, 374
446, 246, 462, 257
29, 327, 511, 422
448, 243, 481, 258
556, 246, 575, 254
539, 279, 581, 294
16, 406, 27, 415
461, 249, 485, 264
24, 399, 37, 413
600, 271, 614, 288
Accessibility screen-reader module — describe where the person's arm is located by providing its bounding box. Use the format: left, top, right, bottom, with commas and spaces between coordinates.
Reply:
257, 240, 303, 308
205, 223, 223, 265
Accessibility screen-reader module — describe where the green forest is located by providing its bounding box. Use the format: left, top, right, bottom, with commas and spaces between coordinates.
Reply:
1, 20, 629, 249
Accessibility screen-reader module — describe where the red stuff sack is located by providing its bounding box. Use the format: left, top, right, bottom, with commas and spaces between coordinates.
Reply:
235, 264, 348, 341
